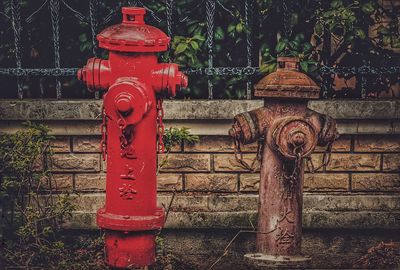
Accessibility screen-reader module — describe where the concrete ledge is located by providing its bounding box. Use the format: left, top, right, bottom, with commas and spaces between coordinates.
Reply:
1, 99, 398, 120
1, 99, 399, 135
308, 100, 400, 120
65, 194, 400, 230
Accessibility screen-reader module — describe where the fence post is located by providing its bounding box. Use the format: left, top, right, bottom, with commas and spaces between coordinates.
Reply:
50, 0, 62, 99
245, 0, 253, 99
10, 0, 23, 99
206, 0, 215, 99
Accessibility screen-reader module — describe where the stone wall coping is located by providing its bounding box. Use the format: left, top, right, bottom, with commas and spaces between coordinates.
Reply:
0, 99, 399, 120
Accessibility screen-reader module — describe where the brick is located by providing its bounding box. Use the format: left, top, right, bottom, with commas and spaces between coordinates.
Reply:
304, 173, 349, 192
239, 174, 260, 192
315, 135, 351, 152
184, 135, 234, 152
50, 136, 70, 152
383, 154, 400, 171
355, 135, 400, 152
167, 142, 182, 152
185, 173, 237, 192
214, 153, 260, 172
352, 173, 400, 192
157, 173, 183, 191
310, 153, 380, 172
41, 174, 73, 191
240, 141, 260, 152
158, 154, 210, 172
75, 173, 105, 191
73, 136, 101, 152
33, 156, 44, 171
50, 153, 100, 172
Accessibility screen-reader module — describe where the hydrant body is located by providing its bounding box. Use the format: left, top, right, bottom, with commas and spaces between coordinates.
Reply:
229, 57, 337, 269
77, 7, 187, 269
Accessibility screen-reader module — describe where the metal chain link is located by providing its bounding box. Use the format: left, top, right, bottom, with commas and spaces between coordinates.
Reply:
233, 137, 263, 172
100, 108, 107, 161
306, 141, 334, 173
156, 98, 166, 153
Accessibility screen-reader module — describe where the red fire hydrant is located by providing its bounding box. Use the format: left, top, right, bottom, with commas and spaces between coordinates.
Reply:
229, 57, 338, 269
77, 7, 187, 269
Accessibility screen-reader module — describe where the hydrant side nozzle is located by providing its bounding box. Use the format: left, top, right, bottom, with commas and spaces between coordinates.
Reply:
152, 64, 187, 97
77, 68, 83, 81
77, 58, 111, 92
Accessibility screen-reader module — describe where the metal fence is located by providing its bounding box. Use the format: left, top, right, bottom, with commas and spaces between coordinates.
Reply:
0, 0, 399, 100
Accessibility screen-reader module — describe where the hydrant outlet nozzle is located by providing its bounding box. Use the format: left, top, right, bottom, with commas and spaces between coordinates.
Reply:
179, 71, 188, 89
77, 68, 83, 81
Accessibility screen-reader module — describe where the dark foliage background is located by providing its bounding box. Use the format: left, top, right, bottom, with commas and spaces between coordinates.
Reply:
0, 0, 399, 99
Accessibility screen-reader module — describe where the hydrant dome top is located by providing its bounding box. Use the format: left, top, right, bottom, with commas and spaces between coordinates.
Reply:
254, 57, 320, 99
97, 7, 170, 53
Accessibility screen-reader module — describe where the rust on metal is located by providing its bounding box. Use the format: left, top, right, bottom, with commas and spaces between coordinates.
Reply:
230, 57, 338, 269
254, 57, 320, 99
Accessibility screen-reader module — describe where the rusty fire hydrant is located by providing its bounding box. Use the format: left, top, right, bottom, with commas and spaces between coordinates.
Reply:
77, 7, 187, 269
229, 57, 338, 269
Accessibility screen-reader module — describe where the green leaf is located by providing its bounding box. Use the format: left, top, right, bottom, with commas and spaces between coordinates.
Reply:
266, 63, 277, 73
315, 22, 323, 36
78, 33, 87, 43
236, 23, 244, 33
192, 34, 205, 41
383, 35, 391, 46
302, 43, 313, 54
330, 0, 343, 9
300, 61, 309, 73
355, 29, 366, 39
190, 41, 199, 50
294, 33, 305, 42
392, 37, 400, 48
175, 43, 188, 54
361, 2, 374, 14
228, 24, 236, 33
214, 26, 225, 40
275, 40, 287, 53
289, 40, 300, 50
376, 25, 389, 35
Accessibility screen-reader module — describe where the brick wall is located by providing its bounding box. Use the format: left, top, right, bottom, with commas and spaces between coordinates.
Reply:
0, 99, 399, 230
47, 134, 400, 194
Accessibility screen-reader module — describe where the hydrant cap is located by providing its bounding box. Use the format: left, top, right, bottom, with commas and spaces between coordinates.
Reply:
254, 57, 320, 99
97, 7, 170, 52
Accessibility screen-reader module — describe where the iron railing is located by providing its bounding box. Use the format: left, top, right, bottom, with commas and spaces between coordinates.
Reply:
0, 0, 399, 99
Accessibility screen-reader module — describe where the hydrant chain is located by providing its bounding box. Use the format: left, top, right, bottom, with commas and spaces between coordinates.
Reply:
230, 57, 338, 268
76, 7, 188, 268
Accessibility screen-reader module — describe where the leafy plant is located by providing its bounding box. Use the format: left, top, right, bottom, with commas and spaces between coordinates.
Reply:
0, 122, 105, 269
163, 127, 199, 152
158, 127, 199, 173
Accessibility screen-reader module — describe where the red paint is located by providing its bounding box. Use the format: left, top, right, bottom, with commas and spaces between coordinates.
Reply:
77, 7, 187, 269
